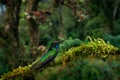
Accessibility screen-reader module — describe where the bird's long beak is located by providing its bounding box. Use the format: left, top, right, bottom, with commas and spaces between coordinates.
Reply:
53, 39, 65, 44
57, 40, 63, 44
59, 39, 66, 43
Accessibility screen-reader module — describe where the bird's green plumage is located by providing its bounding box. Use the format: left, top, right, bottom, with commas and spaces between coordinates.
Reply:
40, 48, 57, 62
30, 41, 60, 71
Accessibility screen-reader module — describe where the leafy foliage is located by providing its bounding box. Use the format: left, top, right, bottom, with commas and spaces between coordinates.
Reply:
108, 60, 120, 78
60, 37, 82, 52
0, 38, 11, 75
48, 59, 120, 80
113, 19, 120, 35
84, 13, 108, 38
103, 34, 120, 48
81, 59, 116, 80
84, 0, 120, 35
0, 48, 10, 76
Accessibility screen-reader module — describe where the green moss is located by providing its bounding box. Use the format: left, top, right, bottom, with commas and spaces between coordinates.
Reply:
61, 37, 119, 65
0, 65, 34, 80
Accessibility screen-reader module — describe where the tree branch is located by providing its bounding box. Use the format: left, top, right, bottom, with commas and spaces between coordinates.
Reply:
113, 0, 119, 19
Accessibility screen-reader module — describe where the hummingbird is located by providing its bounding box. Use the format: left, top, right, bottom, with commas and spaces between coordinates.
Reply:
30, 41, 60, 71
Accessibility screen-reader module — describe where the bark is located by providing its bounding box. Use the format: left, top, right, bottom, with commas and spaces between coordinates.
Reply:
113, 0, 119, 19
27, 0, 41, 59
3, 0, 22, 68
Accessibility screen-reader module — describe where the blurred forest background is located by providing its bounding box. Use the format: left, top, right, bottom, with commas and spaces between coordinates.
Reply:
0, 0, 120, 80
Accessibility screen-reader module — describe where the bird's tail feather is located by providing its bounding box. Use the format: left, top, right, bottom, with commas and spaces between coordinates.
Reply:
30, 59, 42, 71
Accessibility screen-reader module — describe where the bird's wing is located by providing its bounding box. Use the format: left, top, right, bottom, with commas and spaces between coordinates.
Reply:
40, 49, 56, 62
30, 48, 57, 71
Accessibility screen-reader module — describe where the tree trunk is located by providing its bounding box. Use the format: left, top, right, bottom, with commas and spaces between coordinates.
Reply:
3, 0, 22, 68
27, 0, 40, 60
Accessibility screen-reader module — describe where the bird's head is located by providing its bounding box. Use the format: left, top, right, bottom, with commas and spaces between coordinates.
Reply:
51, 41, 60, 50
49, 41, 60, 50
